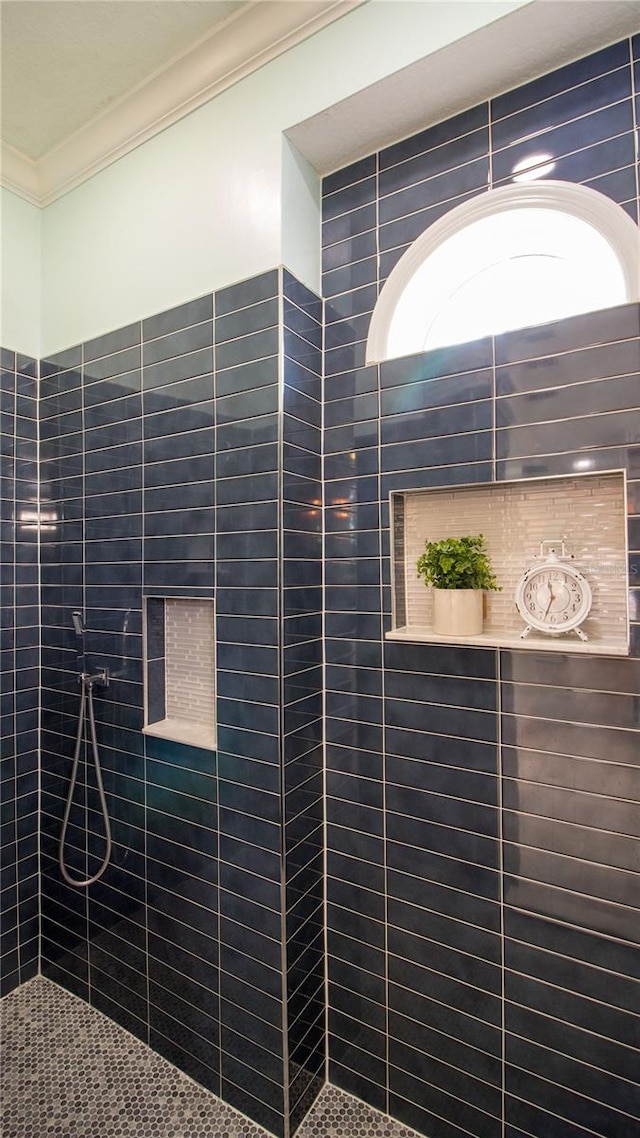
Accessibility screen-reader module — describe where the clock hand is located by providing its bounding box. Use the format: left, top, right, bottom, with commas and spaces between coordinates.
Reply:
544, 584, 555, 618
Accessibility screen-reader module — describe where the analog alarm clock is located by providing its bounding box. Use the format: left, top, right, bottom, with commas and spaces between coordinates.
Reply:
515, 541, 592, 641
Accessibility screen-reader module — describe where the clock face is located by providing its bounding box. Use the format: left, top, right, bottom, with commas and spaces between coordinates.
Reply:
516, 564, 592, 633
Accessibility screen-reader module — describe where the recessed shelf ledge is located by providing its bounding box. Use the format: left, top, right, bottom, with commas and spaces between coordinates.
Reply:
386, 626, 629, 656
143, 718, 216, 750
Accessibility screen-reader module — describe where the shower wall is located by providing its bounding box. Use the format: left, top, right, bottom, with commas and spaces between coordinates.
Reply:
0, 349, 39, 997
37, 268, 324, 1138
321, 36, 640, 1138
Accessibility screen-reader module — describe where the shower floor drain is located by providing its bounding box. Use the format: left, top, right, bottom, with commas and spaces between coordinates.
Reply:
1, 977, 421, 1138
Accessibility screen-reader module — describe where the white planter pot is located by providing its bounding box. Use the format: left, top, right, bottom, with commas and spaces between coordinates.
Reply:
433, 589, 483, 637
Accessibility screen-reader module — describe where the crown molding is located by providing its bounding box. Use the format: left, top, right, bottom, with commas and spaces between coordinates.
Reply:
1, 0, 363, 208
1, 144, 41, 205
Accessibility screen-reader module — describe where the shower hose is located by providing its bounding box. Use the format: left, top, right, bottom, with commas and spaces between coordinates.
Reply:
58, 674, 112, 888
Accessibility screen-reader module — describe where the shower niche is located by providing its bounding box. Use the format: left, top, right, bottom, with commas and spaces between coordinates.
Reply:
143, 596, 216, 750
389, 470, 630, 655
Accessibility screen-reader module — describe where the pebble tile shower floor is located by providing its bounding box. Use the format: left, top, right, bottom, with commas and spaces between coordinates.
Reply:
1, 978, 421, 1138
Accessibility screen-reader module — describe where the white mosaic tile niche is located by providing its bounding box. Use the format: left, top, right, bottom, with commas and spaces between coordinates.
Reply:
144, 597, 216, 749
390, 471, 629, 655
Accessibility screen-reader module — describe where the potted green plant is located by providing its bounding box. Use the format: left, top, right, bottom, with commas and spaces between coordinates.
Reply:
416, 534, 499, 636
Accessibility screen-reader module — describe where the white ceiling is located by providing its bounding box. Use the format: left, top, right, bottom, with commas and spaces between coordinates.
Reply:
1, 0, 639, 207
1, 1, 247, 160
0, 0, 361, 204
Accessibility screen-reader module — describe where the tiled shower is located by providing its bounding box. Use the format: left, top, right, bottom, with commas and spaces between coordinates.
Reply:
2, 34, 640, 1138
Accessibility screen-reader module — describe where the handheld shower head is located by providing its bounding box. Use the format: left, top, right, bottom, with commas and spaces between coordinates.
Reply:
72, 611, 85, 637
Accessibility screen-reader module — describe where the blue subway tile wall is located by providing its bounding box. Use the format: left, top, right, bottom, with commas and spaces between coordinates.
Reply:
214, 269, 286, 1137
37, 270, 324, 1138
322, 37, 640, 1138
282, 270, 325, 1135
0, 349, 40, 997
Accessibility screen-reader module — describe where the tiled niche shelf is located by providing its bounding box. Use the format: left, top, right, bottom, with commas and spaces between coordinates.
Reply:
143, 596, 216, 750
389, 471, 629, 656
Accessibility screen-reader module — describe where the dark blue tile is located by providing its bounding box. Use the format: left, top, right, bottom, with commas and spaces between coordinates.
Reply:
325, 419, 378, 454
85, 323, 140, 362
505, 926, 640, 1016
143, 347, 213, 390
325, 286, 377, 325
282, 415, 321, 453
84, 393, 142, 430
216, 414, 278, 452
143, 321, 213, 366
324, 342, 368, 378
282, 269, 322, 323
506, 995, 639, 1085
498, 372, 640, 424
283, 328, 322, 376
492, 101, 634, 184
383, 108, 487, 178
324, 529, 380, 561
216, 442, 278, 481
324, 391, 378, 431
497, 444, 639, 483
215, 354, 278, 398
322, 255, 378, 300
325, 503, 379, 534
216, 500, 277, 532
323, 155, 376, 196
496, 336, 640, 396
380, 121, 489, 196
504, 1063, 636, 1137
390, 1074, 500, 1138
215, 297, 278, 345
497, 408, 640, 459
381, 430, 492, 473
584, 161, 638, 207
506, 1093, 618, 1138
380, 155, 488, 227
83, 372, 141, 406
283, 298, 322, 349
212, 327, 277, 370
84, 345, 141, 382
494, 132, 637, 198
324, 312, 371, 352
386, 733, 497, 794
386, 775, 498, 838
492, 40, 631, 121
143, 294, 212, 340
381, 338, 493, 387
381, 369, 492, 417
381, 399, 491, 445
144, 428, 212, 464
323, 175, 377, 225
215, 270, 278, 318
0, 346, 15, 370
85, 418, 141, 449
492, 65, 632, 151
220, 1078, 284, 1138
322, 202, 377, 247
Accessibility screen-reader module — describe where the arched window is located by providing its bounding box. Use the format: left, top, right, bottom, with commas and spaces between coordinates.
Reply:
366, 182, 640, 363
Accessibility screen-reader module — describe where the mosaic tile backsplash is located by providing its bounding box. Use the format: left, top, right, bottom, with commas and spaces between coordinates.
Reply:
164, 599, 216, 732
398, 472, 628, 646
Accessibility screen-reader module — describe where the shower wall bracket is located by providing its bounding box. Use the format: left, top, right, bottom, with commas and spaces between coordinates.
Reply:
143, 596, 216, 751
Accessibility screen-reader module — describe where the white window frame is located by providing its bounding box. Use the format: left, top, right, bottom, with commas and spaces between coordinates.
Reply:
365, 181, 640, 364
